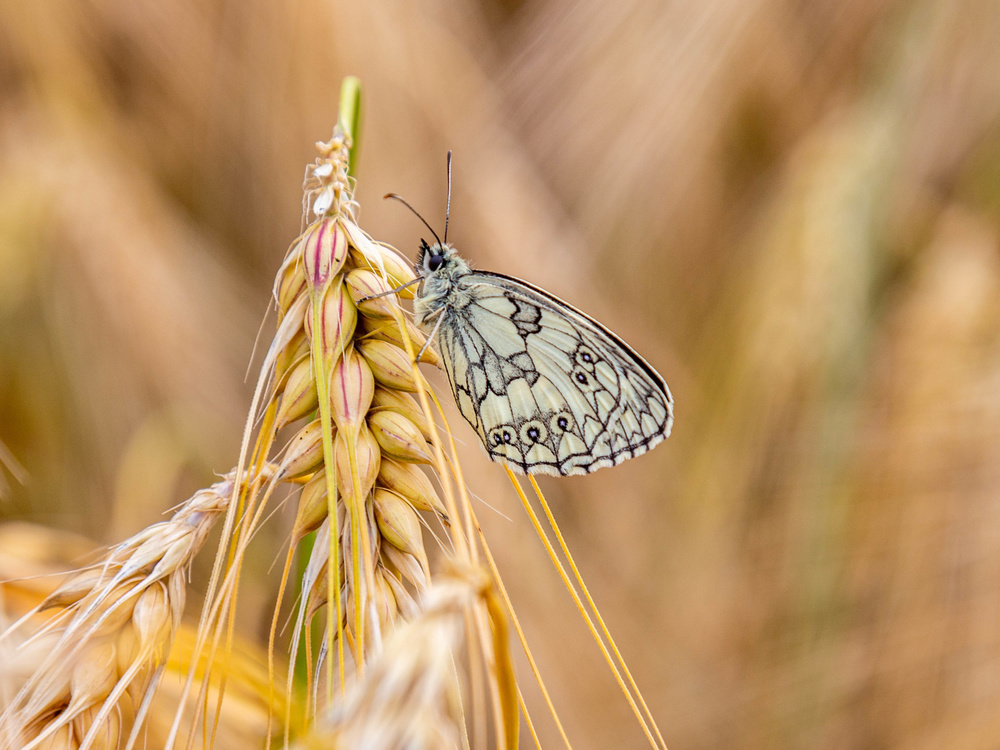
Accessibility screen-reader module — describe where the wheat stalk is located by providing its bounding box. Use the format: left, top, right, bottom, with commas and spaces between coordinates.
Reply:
153, 83, 518, 747
0, 80, 543, 750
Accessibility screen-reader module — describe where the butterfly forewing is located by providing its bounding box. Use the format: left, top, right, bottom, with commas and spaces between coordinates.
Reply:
433, 270, 673, 476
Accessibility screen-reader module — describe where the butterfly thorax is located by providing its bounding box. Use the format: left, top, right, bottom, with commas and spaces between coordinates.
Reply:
413, 242, 474, 330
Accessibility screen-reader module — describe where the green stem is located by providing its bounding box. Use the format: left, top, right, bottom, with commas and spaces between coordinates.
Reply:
310, 298, 345, 698
338, 76, 362, 177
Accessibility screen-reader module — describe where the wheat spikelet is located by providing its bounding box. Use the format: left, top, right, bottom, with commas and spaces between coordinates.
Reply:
0, 476, 234, 749
265, 129, 446, 670
292, 566, 503, 750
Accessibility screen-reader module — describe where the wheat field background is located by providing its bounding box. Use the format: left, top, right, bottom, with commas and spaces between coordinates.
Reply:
2, 1, 1000, 748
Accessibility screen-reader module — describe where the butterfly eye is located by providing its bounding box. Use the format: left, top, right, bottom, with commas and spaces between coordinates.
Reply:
427, 253, 445, 272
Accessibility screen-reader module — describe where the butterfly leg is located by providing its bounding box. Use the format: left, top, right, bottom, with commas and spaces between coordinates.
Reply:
357, 277, 423, 302
415, 309, 446, 364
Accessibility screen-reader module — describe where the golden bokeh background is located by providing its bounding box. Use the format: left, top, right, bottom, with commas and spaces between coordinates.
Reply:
2, 0, 1000, 747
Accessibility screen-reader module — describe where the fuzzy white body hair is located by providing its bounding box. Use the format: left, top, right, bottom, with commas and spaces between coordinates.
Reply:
413, 243, 472, 330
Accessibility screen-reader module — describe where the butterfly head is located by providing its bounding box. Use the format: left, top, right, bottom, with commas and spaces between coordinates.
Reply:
412, 239, 469, 327
417, 239, 466, 278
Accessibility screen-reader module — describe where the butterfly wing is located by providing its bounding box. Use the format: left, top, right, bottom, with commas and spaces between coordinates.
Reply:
434, 272, 673, 476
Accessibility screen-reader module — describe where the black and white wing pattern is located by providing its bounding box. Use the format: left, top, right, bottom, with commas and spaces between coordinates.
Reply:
435, 272, 673, 476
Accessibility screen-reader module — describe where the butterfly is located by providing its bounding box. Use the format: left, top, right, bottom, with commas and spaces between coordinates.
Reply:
390, 155, 673, 476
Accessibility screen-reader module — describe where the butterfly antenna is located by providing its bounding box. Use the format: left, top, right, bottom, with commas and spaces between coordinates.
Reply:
444, 150, 453, 244
384, 193, 443, 247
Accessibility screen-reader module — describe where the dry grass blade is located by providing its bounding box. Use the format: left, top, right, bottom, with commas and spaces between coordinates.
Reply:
505, 469, 663, 750
0, 441, 28, 502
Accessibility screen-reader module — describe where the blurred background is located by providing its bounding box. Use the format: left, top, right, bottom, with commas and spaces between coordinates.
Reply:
2, 0, 1000, 747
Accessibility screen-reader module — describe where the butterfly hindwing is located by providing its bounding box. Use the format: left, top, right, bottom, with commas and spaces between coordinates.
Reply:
435, 271, 673, 476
